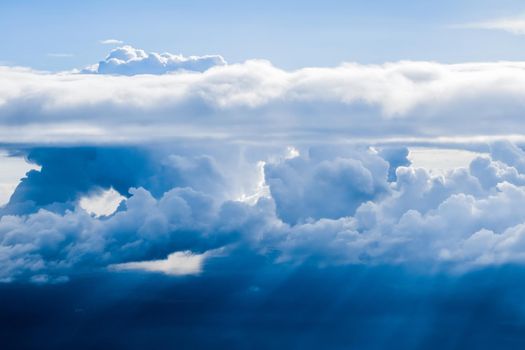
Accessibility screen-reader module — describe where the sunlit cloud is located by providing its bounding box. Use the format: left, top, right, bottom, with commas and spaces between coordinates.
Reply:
99, 39, 124, 45
109, 250, 209, 276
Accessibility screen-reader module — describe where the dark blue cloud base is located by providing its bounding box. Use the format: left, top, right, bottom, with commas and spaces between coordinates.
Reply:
3, 267, 525, 349
3, 142, 525, 349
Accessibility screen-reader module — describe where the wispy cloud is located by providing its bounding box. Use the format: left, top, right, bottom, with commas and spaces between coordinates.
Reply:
455, 16, 525, 35
99, 38, 124, 45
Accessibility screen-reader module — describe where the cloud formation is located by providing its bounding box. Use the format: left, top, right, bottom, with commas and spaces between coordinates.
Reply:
1, 56, 525, 143
109, 250, 208, 276
4, 49, 525, 283
458, 16, 525, 35
3, 142, 525, 282
99, 39, 124, 45
265, 147, 391, 224
82, 45, 226, 75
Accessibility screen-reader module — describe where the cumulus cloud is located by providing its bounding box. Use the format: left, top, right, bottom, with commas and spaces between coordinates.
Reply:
82, 45, 227, 75
265, 146, 392, 224
1, 146, 231, 216
4, 141, 525, 282
1, 58, 525, 143
79, 187, 125, 217
5, 50, 525, 282
0, 151, 39, 206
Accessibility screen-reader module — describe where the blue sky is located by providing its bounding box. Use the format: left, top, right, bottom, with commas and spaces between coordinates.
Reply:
2, 0, 525, 70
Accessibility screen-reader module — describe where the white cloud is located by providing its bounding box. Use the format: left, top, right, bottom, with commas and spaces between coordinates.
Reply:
5, 48, 525, 281
0, 152, 40, 206
109, 250, 207, 276
456, 17, 525, 35
265, 147, 390, 224
99, 39, 124, 45
79, 187, 125, 217
2, 57, 525, 144
82, 45, 226, 75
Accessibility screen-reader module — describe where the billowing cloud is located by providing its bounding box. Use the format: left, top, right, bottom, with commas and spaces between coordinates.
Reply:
82, 45, 226, 75
265, 146, 392, 224
4, 141, 525, 282
0, 151, 39, 206
4, 49, 525, 283
1, 57, 525, 144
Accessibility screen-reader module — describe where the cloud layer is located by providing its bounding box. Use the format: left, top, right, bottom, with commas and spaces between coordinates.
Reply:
2, 141, 525, 282
1, 55, 525, 143
3, 48, 525, 283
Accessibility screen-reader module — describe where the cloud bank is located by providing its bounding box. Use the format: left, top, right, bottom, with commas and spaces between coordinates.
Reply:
2, 47, 525, 283
4, 46, 525, 348
1, 55, 525, 143
2, 141, 525, 282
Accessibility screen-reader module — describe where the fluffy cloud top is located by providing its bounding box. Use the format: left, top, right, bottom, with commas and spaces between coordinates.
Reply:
4, 141, 525, 282
4, 49, 525, 283
265, 147, 391, 224
82, 45, 226, 75
1, 56, 525, 143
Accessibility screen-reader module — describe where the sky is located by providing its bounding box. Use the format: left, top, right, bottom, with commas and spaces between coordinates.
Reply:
2, 0, 525, 70
4, 1, 525, 349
